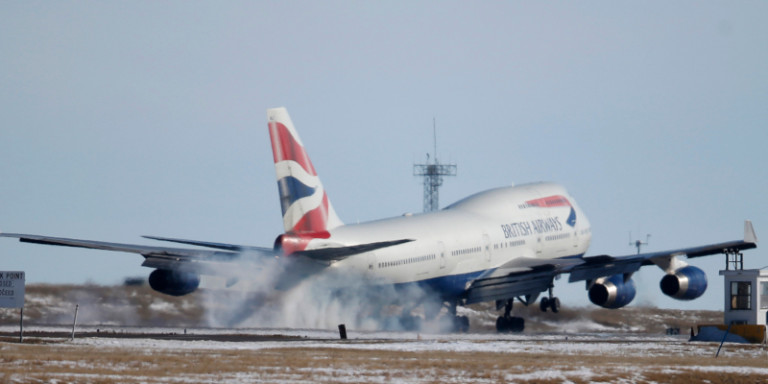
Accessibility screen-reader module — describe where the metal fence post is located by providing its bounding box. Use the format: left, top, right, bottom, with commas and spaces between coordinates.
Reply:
71, 305, 79, 341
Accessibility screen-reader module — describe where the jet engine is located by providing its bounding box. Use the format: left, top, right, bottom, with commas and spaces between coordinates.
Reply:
148, 269, 200, 296
660, 265, 707, 300
588, 274, 636, 309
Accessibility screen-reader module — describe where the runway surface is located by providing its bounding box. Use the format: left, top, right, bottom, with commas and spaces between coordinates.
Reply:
1, 325, 766, 383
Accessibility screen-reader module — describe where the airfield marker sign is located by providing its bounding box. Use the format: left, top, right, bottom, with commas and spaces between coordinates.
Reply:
0, 271, 25, 342
0, 271, 25, 308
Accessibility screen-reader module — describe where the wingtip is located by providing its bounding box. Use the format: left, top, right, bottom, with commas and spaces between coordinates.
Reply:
745, 220, 758, 244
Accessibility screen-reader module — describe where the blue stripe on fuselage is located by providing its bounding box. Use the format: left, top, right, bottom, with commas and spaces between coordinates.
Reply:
412, 269, 487, 298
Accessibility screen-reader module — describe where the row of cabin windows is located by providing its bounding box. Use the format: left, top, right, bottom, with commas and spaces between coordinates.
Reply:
379, 254, 435, 269
452, 246, 481, 257
545, 233, 572, 241
494, 239, 526, 250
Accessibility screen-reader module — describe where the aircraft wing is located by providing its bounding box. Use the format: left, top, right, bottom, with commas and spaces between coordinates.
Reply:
0, 233, 254, 274
464, 220, 758, 304
464, 260, 580, 305
567, 220, 757, 283
0, 233, 413, 274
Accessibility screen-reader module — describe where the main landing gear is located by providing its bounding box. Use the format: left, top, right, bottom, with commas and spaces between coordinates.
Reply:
399, 300, 469, 333
447, 300, 470, 333
398, 302, 423, 331
540, 287, 560, 313
496, 288, 561, 333
496, 299, 524, 333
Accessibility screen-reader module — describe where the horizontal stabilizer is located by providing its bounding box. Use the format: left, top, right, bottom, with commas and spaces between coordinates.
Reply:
294, 239, 414, 262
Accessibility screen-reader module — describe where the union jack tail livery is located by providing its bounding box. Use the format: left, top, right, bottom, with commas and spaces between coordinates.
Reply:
267, 107, 344, 234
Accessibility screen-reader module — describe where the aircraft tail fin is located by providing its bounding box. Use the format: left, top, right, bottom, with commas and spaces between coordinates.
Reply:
267, 107, 343, 234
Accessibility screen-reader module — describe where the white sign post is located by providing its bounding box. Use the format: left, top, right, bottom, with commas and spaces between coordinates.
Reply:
0, 271, 26, 342
0, 271, 25, 308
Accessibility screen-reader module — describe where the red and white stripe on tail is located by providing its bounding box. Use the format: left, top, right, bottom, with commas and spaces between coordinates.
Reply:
267, 107, 343, 235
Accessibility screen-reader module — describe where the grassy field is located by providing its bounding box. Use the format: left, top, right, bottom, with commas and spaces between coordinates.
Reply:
1, 284, 764, 383
1, 335, 766, 383
1, 284, 723, 333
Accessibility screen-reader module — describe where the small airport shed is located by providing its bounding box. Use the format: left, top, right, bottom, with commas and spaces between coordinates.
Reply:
719, 268, 768, 326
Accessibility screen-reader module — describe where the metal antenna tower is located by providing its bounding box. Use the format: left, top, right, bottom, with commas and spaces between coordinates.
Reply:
413, 118, 457, 212
629, 232, 651, 254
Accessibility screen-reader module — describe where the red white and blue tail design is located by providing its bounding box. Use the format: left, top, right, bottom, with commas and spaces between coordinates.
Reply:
267, 107, 344, 234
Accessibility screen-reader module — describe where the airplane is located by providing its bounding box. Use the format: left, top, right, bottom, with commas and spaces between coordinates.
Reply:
1, 107, 759, 332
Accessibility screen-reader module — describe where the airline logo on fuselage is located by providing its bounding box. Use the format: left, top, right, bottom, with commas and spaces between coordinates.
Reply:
524, 195, 577, 227
501, 217, 563, 239
502, 195, 577, 238
517, 195, 571, 210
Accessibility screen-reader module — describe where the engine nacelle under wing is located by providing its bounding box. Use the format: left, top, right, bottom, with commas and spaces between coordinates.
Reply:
588, 274, 637, 309
148, 269, 200, 296
660, 265, 707, 300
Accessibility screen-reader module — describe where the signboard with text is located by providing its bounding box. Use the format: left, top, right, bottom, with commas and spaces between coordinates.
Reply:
0, 271, 25, 308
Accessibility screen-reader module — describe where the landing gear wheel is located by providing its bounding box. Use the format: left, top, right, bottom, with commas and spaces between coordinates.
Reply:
453, 315, 470, 333
511, 317, 524, 332
424, 300, 443, 321
495, 316, 506, 332
495, 316, 525, 333
399, 315, 422, 331
540, 297, 550, 312
549, 297, 560, 313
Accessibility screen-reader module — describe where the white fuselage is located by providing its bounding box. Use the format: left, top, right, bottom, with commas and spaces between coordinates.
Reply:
306, 182, 592, 297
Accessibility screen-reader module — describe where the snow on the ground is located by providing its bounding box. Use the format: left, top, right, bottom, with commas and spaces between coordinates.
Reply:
5, 327, 768, 384
35, 327, 759, 363
64, 334, 752, 362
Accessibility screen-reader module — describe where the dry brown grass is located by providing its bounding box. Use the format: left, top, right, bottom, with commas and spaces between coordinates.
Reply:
0, 284, 208, 327
0, 339, 765, 383
465, 300, 722, 334
1, 284, 760, 383
2, 284, 724, 334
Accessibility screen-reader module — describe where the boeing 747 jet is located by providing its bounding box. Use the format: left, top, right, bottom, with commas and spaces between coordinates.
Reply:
2, 108, 758, 332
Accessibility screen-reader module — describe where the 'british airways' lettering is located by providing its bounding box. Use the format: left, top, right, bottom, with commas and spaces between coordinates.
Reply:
501, 217, 563, 238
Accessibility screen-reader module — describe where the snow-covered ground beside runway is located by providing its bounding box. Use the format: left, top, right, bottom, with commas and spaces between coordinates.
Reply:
3, 326, 767, 383
5, 323, 768, 358
68, 328, 764, 358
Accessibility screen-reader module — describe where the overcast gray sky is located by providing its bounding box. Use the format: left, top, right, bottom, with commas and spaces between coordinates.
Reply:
1, 2, 766, 310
